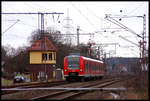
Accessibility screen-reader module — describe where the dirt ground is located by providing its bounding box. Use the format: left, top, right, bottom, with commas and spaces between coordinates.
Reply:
119, 90, 148, 100
73, 72, 149, 100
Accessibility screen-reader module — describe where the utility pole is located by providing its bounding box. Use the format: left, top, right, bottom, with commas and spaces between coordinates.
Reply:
77, 26, 80, 47
2, 12, 64, 35
2, 12, 64, 81
63, 8, 73, 45
142, 14, 147, 71
2, 12, 64, 46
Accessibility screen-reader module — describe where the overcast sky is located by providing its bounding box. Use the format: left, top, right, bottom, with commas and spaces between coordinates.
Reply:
2, 1, 149, 57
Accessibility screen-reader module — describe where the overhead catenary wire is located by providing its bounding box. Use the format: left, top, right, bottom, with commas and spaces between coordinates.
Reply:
81, 3, 130, 49
83, 5, 142, 57
126, 3, 145, 15
83, 4, 113, 38
70, 2, 98, 32
3, 34, 27, 39
2, 19, 20, 34
105, 15, 142, 38
70, 3, 117, 51
23, 3, 38, 20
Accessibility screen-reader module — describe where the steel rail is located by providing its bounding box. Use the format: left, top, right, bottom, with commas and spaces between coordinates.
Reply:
2, 80, 67, 95
30, 78, 128, 100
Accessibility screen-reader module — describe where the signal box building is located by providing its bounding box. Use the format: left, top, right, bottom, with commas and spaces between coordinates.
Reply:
27, 37, 57, 82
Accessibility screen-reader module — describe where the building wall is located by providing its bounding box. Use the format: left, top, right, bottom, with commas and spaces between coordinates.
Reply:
29, 51, 56, 64
30, 64, 56, 82
29, 51, 56, 82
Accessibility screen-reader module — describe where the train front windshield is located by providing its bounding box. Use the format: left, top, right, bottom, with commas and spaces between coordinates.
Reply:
67, 56, 80, 69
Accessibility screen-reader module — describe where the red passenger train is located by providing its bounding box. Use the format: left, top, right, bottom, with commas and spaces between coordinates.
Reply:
64, 55, 105, 81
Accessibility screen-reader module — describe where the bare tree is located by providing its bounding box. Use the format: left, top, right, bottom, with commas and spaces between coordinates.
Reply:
28, 27, 63, 46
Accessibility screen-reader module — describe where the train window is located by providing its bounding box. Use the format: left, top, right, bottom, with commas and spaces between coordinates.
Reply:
94, 63, 96, 70
93, 62, 94, 70
49, 53, 53, 60
42, 53, 47, 61
96, 63, 98, 71
92, 63, 93, 70
99, 64, 101, 71
91, 62, 93, 70
95, 63, 96, 71
84, 61, 86, 70
67, 56, 80, 69
96, 63, 98, 70
89, 62, 91, 71
85, 61, 88, 71
87, 61, 89, 72
90, 62, 91, 71
100, 64, 102, 70
97, 63, 98, 70
93, 62, 95, 70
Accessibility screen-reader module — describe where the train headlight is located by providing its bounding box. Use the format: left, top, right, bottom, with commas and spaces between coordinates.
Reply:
80, 69, 82, 72
64, 69, 67, 72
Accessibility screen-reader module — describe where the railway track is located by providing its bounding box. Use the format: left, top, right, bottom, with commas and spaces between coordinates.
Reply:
2, 76, 134, 100
2, 80, 68, 95
30, 78, 125, 100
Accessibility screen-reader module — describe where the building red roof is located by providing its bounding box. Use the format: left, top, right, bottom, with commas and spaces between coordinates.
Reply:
27, 37, 57, 51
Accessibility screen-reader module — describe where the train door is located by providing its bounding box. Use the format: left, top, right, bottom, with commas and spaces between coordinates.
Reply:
85, 61, 88, 77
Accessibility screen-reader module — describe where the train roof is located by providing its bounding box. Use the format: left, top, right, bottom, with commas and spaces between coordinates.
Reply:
66, 55, 80, 57
66, 55, 103, 63
81, 56, 104, 63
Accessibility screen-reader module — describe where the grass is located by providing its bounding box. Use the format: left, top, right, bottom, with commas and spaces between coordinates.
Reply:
1, 74, 30, 86
1, 78, 14, 86
123, 71, 148, 99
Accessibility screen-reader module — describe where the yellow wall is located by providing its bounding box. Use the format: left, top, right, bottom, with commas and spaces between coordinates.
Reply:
30, 51, 56, 64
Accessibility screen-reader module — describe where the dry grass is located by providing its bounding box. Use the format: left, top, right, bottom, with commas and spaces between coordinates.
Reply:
1, 74, 30, 86
1, 78, 14, 86
123, 71, 148, 99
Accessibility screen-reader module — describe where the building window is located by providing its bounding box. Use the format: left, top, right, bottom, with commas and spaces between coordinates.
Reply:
53, 52, 56, 60
42, 53, 47, 61
49, 53, 52, 60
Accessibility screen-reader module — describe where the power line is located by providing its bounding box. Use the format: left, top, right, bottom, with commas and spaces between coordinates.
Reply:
2, 19, 20, 34
70, 2, 114, 46
19, 21, 37, 28
3, 34, 27, 39
70, 3, 97, 31
83, 4, 106, 22
2, 12, 64, 14
105, 14, 143, 38
33, 2, 53, 11
127, 3, 145, 15
83, 8, 112, 33
23, 3, 38, 20
119, 35, 139, 47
